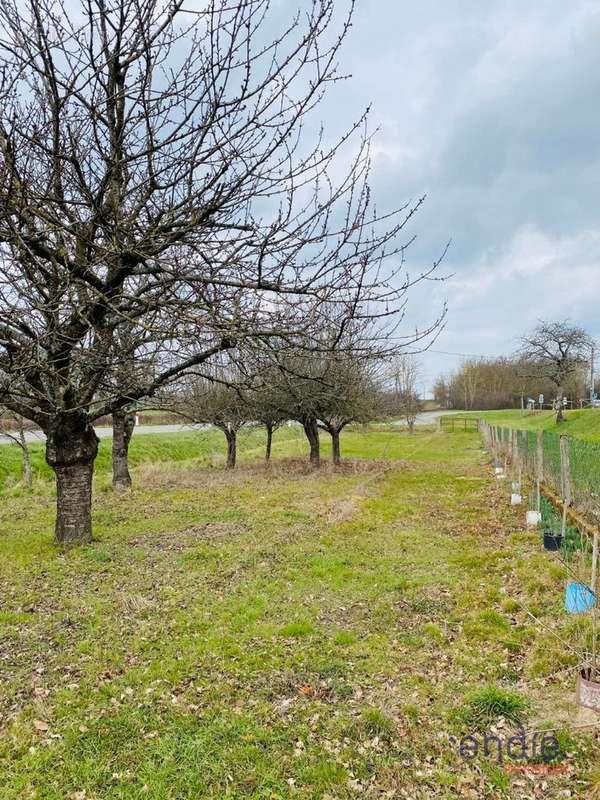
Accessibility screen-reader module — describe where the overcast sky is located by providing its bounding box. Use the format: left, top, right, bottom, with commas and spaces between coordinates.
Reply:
314, 0, 600, 394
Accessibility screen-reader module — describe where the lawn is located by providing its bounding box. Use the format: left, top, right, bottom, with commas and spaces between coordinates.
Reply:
0, 428, 599, 798
0, 426, 306, 492
448, 408, 600, 442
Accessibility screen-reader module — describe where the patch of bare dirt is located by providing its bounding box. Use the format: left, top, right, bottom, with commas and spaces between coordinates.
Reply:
136, 457, 403, 492
129, 521, 246, 551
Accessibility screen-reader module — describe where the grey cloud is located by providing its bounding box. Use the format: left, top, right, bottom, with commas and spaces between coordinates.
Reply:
311, 0, 600, 386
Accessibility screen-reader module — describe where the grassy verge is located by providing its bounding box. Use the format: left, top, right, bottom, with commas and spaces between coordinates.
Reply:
0, 426, 306, 492
0, 429, 598, 798
446, 408, 600, 442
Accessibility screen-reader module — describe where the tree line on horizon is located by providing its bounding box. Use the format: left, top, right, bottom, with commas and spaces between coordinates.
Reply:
434, 321, 595, 414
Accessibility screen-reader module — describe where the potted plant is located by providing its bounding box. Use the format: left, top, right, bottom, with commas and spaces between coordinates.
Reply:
543, 529, 562, 551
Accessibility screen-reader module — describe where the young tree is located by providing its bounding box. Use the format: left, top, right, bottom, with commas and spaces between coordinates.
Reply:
519, 321, 592, 422
0, 0, 441, 544
388, 355, 422, 433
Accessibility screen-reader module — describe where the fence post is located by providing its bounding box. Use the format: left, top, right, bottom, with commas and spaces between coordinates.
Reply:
536, 431, 543, 513
511, 429, 519, 475
559, 434, 572, 537
559, 435, 572, 505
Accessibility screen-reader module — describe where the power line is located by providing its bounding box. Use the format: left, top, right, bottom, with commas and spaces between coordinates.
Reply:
428, 349, 498, 359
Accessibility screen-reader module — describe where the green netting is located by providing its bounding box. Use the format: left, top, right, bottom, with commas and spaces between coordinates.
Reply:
526, 430, 537, 472
568, 437, 600, 518
542, 430, 561, 493
516, 429, 528, 466
482, 420, 600, 519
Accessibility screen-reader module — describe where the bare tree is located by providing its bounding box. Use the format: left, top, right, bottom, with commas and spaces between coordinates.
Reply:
388, 355, 422, 433
519, 321, 591, 422
256, 344, 380, 466
247, 384, 288, 463
0, 411, 33, 488
316, 359, 381, 465
0, 0, 444, 545
108, 327, 142, 489
183, 377, 249, 469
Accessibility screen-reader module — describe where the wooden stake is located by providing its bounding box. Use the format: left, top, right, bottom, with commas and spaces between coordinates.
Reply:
559, 434, 572, 507
536, 431, 543, 512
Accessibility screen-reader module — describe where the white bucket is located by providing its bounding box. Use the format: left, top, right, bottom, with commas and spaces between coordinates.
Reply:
526, 510, 541, 527
511, 493, 522, 506
494, 467, 504, 476
496, 472, 506, 480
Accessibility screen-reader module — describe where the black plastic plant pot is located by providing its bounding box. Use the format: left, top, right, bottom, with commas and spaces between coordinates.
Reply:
543, 530, 563, 551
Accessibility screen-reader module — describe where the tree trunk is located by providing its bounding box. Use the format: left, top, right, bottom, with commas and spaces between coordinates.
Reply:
45, 417, 99, 546
331, 428, 341, 466
225, 428, 237, 469
556, 387, 564, 423
302, 417, 320, 467
18, 420, 32, 489
112, 410, 136, 489
265, 424, 273, 462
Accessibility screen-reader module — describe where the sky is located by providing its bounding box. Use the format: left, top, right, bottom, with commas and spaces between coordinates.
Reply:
309, 0, 600, 395
17, 0, 599, 397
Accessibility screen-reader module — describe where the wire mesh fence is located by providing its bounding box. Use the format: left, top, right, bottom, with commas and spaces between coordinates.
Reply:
479, 421, 600, 529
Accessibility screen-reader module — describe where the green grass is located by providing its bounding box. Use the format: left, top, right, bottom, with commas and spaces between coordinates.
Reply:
458, 685, 529, 729
0, 427, 598, 798
0, 425, 304, 491
448, 407, 600, 441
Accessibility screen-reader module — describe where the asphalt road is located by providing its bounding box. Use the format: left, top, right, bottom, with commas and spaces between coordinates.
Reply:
0, 411, 454, 446
0, 423, 207, 446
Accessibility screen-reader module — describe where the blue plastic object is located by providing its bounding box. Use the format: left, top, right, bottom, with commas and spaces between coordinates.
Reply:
565, 582, 596, 614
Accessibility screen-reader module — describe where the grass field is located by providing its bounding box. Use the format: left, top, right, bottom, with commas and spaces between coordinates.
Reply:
448, 408, 600, 442
1, 428, 599, 798
0, 426, 306, 492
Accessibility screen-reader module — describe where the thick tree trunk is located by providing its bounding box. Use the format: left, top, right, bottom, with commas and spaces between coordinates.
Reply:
45, 417, 99, 546
265, 424, 273, 462
331, 428, 341, 466
112, 410, 136, 489
225, 428, 237, 469
302, 417, 320, 467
